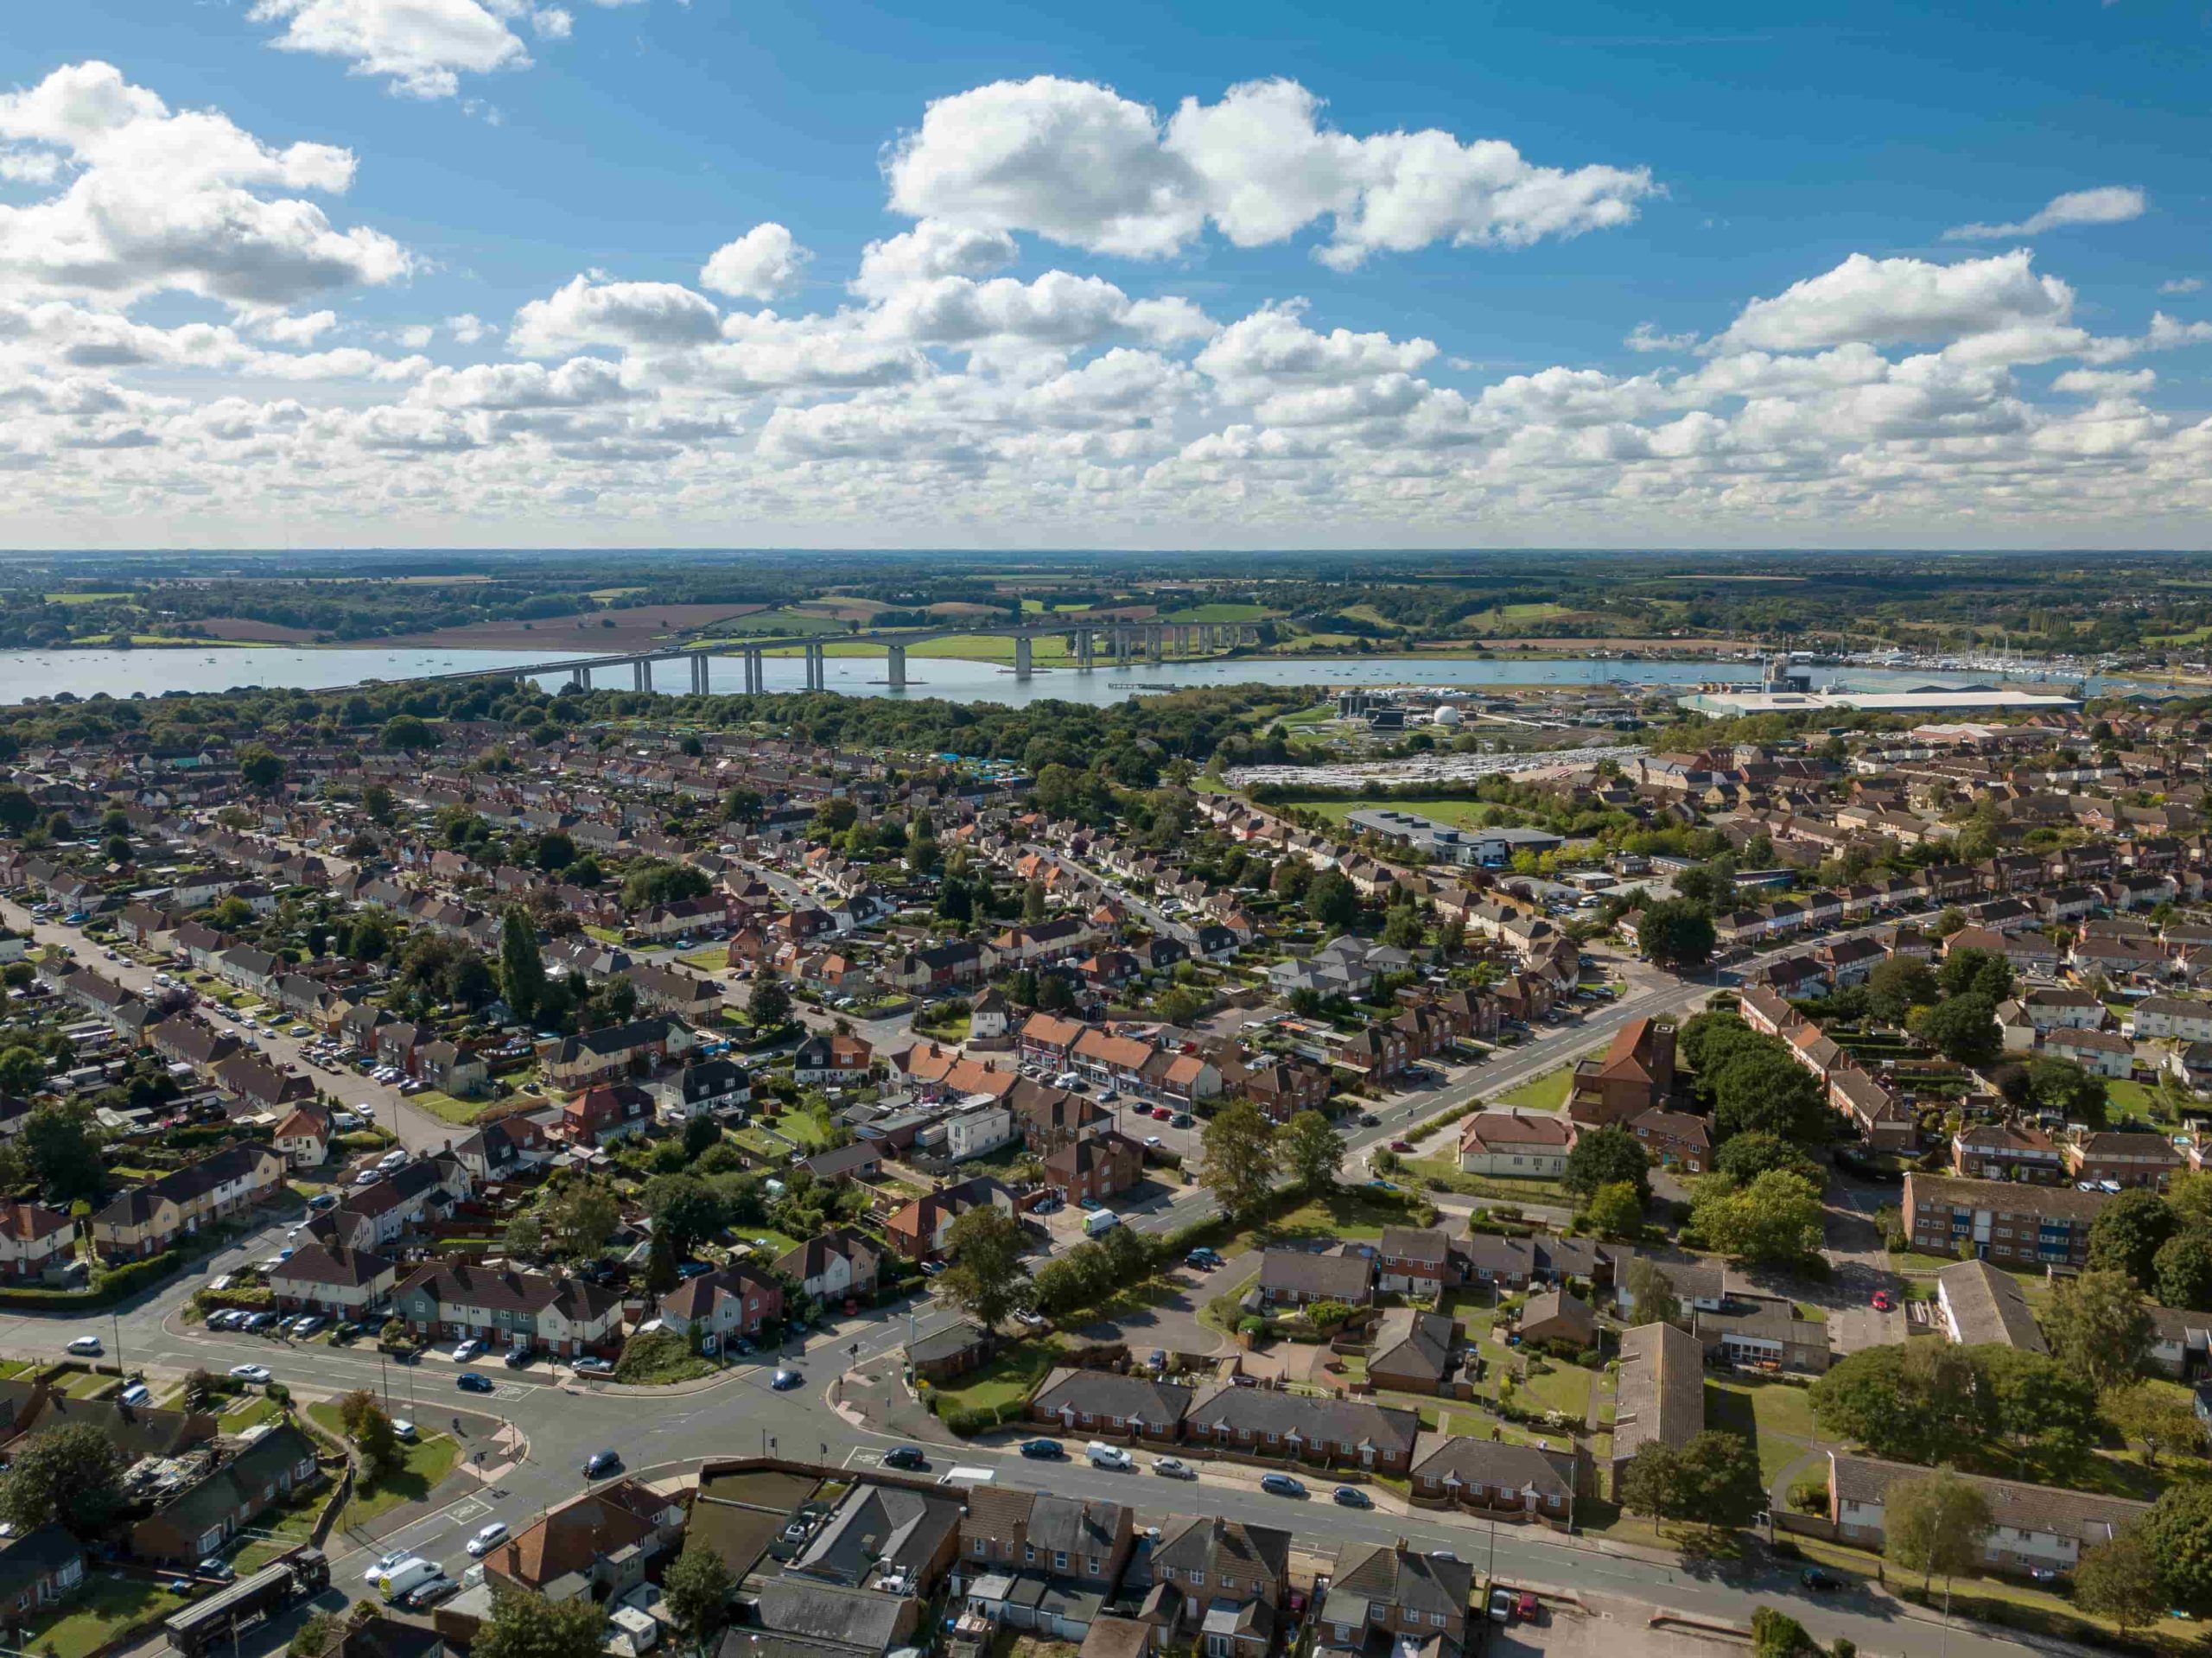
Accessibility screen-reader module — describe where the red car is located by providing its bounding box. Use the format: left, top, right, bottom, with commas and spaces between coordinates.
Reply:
1390, 1139, 1414, 1153
1870, 1290, 1894, 1312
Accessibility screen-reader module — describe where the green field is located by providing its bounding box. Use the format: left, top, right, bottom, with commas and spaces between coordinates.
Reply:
305, 1404, 461, 1527
1160, 601, 1273, 623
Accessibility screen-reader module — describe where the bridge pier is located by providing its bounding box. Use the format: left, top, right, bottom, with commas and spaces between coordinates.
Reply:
1014, 636, 1033, 677
691, 654, 710, 696
741, 647, 762, 694
1075, 627, 1094, 670
630, 659, 649, 693
1116, 628, 1132, 668
1146, 625, 1163, 664
572, 666, 591, 691
804, 642, 825, 690
887, 645, 906, 690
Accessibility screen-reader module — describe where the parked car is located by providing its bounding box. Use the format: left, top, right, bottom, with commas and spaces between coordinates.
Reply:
1259, 1473, 1306, 1497
1869, 1290, 1894, 1312
404, 1578, 460, 1611
1154, 1458, 1197, 1479
572, 1357, 617, 1377
1331, 1485, 1370, 1508
453, 1338, 485, 1361
504, 1346, 534, 1368
1489, 1589, 1514, 1623
1800, 1568, 1842, 1592
1020, 1439, 1065, 1460
1515, 1592, 1541, 1623
196, 1556, 236, 1582
1086, 1442, 1133, 1470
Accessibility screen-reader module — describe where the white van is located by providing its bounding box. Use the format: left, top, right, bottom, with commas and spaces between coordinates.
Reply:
1085, 1442, 1132, 1470
375, 1558, 442, 1603
1083, 1209, 1121, 1238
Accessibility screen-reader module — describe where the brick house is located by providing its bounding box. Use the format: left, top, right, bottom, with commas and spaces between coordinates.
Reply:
563, 1082, 654, 1148
1183, 1388, 1420, 1474
1316, 1541, 1472, 1658
129, 1424, 323, 1565
391, 1262, 624, 1358
1255, 1248, 1373, 1310
1409, 1433, 1579, 1526
268, 1243, 396, 1316
1374, 1226, 1455, 1296
656, 1263, 782, 1344
2064, 1130, 2183, 1190
1030, 1369, 1194, 1444
0, 1200, 75, 1283
1143, 1516, 1290, 1658
1044, 1133, 1145, 1205
885, 1177, 1014, 1260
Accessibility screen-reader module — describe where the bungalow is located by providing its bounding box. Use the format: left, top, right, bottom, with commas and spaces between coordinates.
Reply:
1458, 1110, 1573, 1178
1255, 1248, 1372, 1310
1366, 1308, 1460, 1395
1934, 1259, 2047, 1352
0, 1524, 85, 1618
1610, 1321, 1705, 1474
129, 1424, 323, 1566
1693, 1300, 1832, 1375
1183, 1387, 1421, 1474
1029, 1369, 1194, 1444
1409, 1433, 1578, 1526
1826, 1453, 2147, 1577
1518, 1287, 1598, 1352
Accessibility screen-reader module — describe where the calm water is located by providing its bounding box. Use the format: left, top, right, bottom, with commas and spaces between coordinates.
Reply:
0, 644, 2110, 709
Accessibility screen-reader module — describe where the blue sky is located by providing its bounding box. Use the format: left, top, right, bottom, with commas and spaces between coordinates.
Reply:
0, 0, 2208, 548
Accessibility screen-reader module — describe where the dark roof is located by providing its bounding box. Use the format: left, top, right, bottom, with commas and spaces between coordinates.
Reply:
1032, 1367, 1193, 1428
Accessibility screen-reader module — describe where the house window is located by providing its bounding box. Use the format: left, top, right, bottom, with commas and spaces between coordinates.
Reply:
1432, 1613, 1446, 1628
1024, 1546, 1035, 1565
1054, 1552, 1067, 1572
1189, 1572, 1205, 1588
973, 1539, 986, 1556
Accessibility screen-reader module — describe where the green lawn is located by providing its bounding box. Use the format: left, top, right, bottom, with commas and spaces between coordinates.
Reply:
405, 1088, 493, 1126
925, 1340, 1063, 1417
1495, 1070, 1572, 1112
304, 1404, 461, 1528
1512, 1358, 1593, 1422
1401, 1155, 1570, 1206
1217, 1187, 1434, 1257
679, 945, 730, 971
1160, 602, 1274, 623
17, 1573, 172, 1658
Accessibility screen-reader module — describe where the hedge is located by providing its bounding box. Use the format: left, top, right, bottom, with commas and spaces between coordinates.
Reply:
0, 1249, 181, 1311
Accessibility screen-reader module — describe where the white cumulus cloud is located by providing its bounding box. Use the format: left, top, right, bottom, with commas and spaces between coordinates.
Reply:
1713, 251, 2075, 354
248, 0, 623, 98
1944, 184, 2145, 241
508, 273, 723, 357
700, 223, 811, 302
884, 75, 1656, 267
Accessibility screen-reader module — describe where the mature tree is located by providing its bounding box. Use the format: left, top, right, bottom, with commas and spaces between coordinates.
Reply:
1637, 899, 1717, 973
22, 1100, 102, 1204
505, 1214, 543, 1258
938, 1205, 1032, 1331
2105, 1382, 2204, 1467
1883, 1468, 1994, 1593
1583, 1180, 1645, 1241
1690, 1169, 1824, 1265
682, 1114, 722, 1161
645, 1229, 679, 1296
1914, 994, 2000, 1068
1021, 880, 1048, 925
1680, 1429, 1765, 1528
2155, 1232, 2212, 1312
535, 830, 577, 872
1616, 1442, 1694, 1522
661, 1545, 738, 1658
1677, 1010, 1757, 1085
0, 784, 36, 835
500, 907, 548, 1026
1865, 957, 1941, 1026
2170, 1169, 2212, 1234
2046, 1269, 2153, 1393
1711, 1048, 1828, 1145
0, 1421, 128, 1536
2088, 1191, 2178, 1288
1198, 1098, 1280, 1223
2146, 1483, 2212, 1613
379, 714, 435, 752
1305, 868, 1360, 930
2075, 1530, 2166, 1635
1713, 1130, 1822, 1188
1809, 1344, 1995, 1463
1622, 1256, 1681, 1327
2024, 1055, 2107, 1130
1973, 1345, 2098, 1453
1381, 908, 1425, 951
1938, 948, 2014, 1003
1275, 1109, 1343, 1196
0, 1045, 46, 1099
543, 1177, 620, 1261
1155, 984, 1210, 1026
1563, 1123, 1650, 1202
348, 1396, 404, 1480
747, 967, 792, 1029
643, 1172, 724, 1257
474, 1586, 611, 1658
238, 746, 286, 792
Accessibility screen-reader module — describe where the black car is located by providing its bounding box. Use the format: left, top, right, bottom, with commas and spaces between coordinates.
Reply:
504, 1346, 534, 1369
585, 1449, 622, 1478
455, 1371, 494, 1393
882, 1445, 928, 1471
1019, 1438, 1064, 1459
404, 1577, 461, 1611
1799, 1568, 1842, 1591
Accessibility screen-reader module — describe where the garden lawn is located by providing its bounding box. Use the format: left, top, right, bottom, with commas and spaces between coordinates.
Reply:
1512, 1358, 1592, 1423
305, 1403, 461, 1528
17, 1573, 171, 1658
1216, 1186, 1433, 1256
1494, 1070, 1572, 1112
927, 1340, 1063, 1418
404, 1088, 492, 1126
1401, 1156, 1569, 1206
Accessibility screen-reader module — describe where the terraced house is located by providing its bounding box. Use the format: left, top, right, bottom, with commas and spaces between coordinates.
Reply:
391, 1261, 625, 1359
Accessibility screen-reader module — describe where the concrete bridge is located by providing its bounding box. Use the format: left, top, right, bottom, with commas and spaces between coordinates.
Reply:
423, 619, 1261, 694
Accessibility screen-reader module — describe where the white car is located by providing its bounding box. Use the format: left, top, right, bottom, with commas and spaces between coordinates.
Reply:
378, 1150, 410, 1170
453, 1339, 485, 1362
353, 1169, 382, 1186
392, 1420, 417, 1441
66, 1335, 103, 1356
466, 1522, 510, 1558
229, 1363, 272, 1383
